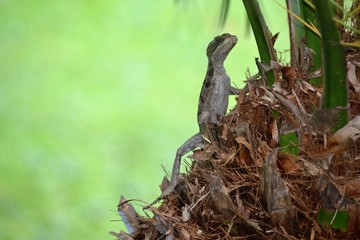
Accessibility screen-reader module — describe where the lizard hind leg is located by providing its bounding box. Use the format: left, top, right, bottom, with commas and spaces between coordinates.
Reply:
171, 133, 204, 181
148, 133, 203, 206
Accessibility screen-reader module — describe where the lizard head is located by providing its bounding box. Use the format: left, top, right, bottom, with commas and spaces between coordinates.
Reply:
206, 33, 237, 64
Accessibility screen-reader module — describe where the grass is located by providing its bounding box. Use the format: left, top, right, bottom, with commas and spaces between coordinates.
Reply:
0, 0, 288, 239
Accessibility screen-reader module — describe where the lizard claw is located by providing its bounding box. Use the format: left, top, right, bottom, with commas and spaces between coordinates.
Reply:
143, 179, 178, 209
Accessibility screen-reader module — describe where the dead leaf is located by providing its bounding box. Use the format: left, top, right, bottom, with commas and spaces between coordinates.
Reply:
180, 228, 191, 240
277, 153, 301, 174
328, 115, 360, 154
118, 196, 140, 235
348, 61, 360, 93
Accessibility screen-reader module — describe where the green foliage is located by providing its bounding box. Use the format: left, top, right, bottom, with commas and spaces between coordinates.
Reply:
280, 132, 299, 155
219, 0, 231, 27
317, 208, 349, 232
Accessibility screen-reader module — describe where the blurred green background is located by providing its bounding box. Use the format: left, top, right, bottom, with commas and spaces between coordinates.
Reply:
0, 0, 288, 239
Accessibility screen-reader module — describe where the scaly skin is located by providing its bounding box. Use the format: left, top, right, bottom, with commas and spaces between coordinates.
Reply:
149, 33, 238, 206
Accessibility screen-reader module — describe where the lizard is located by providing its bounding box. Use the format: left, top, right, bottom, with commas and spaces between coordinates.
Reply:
149, 33, 239, 206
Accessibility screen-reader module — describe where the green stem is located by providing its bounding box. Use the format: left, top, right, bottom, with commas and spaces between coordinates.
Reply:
242, 0, 277, 86
286, 0, 306, 67
303, 0, 322, 85
313, 0, 348, 129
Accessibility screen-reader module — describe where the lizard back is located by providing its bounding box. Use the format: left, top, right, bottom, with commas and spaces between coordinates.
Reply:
197, 33, 238, 128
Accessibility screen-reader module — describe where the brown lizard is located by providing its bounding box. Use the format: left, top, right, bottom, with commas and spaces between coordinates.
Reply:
150, 33, 239, 205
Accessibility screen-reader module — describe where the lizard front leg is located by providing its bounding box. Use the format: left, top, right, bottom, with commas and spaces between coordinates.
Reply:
149, 133, 203, 205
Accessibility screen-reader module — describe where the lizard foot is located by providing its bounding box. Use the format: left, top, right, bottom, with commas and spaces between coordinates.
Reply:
144, 176, 180, 209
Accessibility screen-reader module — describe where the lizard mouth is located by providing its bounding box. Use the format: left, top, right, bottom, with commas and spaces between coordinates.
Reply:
219, 33, 238, 53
